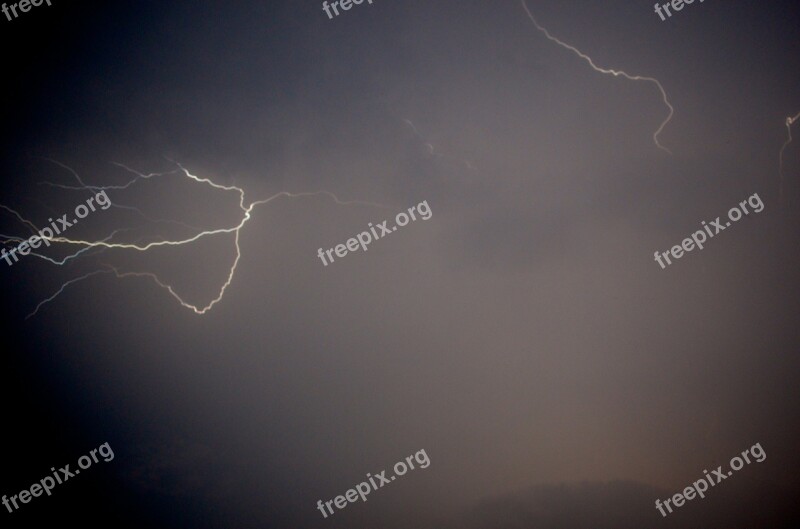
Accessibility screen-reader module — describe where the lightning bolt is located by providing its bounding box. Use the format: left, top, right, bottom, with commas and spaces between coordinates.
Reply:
520, 0, 674, 154
779, 112, 800, 203
2, 161, 390, 318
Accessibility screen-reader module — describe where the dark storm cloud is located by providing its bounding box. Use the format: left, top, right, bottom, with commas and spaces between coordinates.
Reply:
2, 0, 799, 528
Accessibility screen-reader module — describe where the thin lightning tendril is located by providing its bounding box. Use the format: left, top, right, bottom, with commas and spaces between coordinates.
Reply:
779, 112, 800, 203
520, 0, 674, 154
25, 270, 113, 319
3, 162, 391, 318
402, 119, 478, 171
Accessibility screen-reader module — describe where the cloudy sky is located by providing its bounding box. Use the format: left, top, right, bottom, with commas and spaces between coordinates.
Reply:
1, 0, 799, 527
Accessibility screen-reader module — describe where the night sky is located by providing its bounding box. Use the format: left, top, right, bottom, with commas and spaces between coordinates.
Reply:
1, 1, 799, 527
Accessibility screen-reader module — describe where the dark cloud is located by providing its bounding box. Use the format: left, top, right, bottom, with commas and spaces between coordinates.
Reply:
1, 0, 799, 527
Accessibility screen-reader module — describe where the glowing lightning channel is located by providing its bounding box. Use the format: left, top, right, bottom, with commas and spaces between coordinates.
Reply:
3, 162, 391, 318
520, 0, 674, 154
779, 112, 800, 203
0, 227, 121, 267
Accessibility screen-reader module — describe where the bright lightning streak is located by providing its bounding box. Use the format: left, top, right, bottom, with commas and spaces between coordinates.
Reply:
520, 0, 674, 154
4, 162, 391, 318
1, 228, 120, 266
779, 111, 800, 203
39, 161, 205, 230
